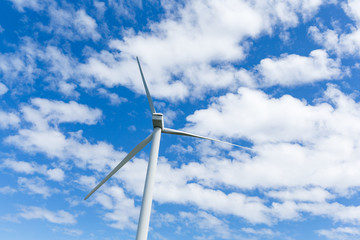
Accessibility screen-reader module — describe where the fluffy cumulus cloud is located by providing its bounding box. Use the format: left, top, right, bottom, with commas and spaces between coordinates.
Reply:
4, 99, 127, 172
24, 98, 102, 126
0, 111, 20, 129
2, 159, 65, 181
2, 0, 334, 101
253, 49, 343, 86
242, 227, 278, 237
2, 99, 135, 228
114, 152, 360, 226
17, 176, 57, 198
0, 39, 40, 85
0, 82, 8, 95
113, 157, 270, 224
45, 7, 100, 41
309, 26, 360, 57
97, 88, 127, 105
185, 84, 360, 146
79, 0, 330, 101
182, 85, 360, 192
0, 186, 17, 194
0, 39, 80, 96
180, 211, 231, 239
8, 0, 100, 41
343, 0, 360, 23
309, 0, 360, 57
18, 206, 76, 224
317, 227, 360, 240
78, 177, 139, 229
266, 187, 335, 202
8, 0, 48, 12
49, 81, 360, 227
107, 0, 143, 19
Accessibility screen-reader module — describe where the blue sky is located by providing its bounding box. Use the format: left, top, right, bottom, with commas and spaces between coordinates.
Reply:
1, 0, 360, 239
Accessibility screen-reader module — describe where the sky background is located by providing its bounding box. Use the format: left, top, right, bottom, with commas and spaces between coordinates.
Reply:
1, 0, 360, 239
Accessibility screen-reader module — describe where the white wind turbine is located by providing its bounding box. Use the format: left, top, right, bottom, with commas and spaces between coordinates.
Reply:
84, 57, 252, 240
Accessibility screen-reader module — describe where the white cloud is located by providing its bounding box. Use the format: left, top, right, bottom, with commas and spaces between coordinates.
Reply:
241, 227, 277, 236
25, 98, 102, 126
266, 187, 335, 202
79, 177, 139, 230
309, 26, 360, 57
179, 85, 360, 194
153, 213, 177, 227
73, 9, 101, 41
0, 39, 39, 85
8, 84, 360, 227
180, 211, 231, 239
81, 0, 265, 99
94, 0, 106, 18
40, 46, 80, 96
0, 82, 8, 95
97, 88, 127, 105
309, 1, 360, 57
8, 0, 47, 12
185, 84, 360, 146
44, 6, 100, 41
108, 0, 142, 19
58, 81, 78, 98
299, 202, 360, 224
118, 158, 270, 224
2, 159, 45, 174
6, 128, 126, 172
185, 87, 325, 143
101, 186, 139, 229
167, 144, 194, 155
19, 206, 77, 224
267, 0, 329, 26
5, 97, 125, 173
317, 227, 360, 240
254, 49, 343, 86
47, 81, 360, 227
2, 0, 334, 102
0, 110, 20, 129
7, 129, 69, 158
270, 201, 360, 224
2, 1, 334, 102
117, 155, 360, 225
46, 168, 65, 181
52, 227, 83, 236
18, 177, 57, 198
2, 158, 65, 181
62, 228, 83, 236
11, 0, 101, 42
342, 0, 360, 24
0, 186, 17, 194
0, 38, 80, 96
77, 175, 97, 188
271, 201, 300, 220
80, 0, 330, 101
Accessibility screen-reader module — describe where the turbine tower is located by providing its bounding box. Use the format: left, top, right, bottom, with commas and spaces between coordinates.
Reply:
84, 57, 252, 240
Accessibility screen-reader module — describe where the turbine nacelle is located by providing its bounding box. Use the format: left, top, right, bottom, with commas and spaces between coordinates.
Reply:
152, 113, 164, 130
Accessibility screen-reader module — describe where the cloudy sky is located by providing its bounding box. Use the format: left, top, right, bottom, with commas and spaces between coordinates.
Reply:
1, 0, 360, 239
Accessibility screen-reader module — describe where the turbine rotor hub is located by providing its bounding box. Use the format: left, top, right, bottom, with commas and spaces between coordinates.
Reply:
152, 113, 164, 130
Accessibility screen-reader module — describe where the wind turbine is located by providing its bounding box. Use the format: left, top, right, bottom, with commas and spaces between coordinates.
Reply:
84, 57, 252, 240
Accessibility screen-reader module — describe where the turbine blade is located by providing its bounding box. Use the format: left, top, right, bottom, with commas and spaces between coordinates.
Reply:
162, 128, 253, 151
84, 133, 153, 200
136, 56, 156, 114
